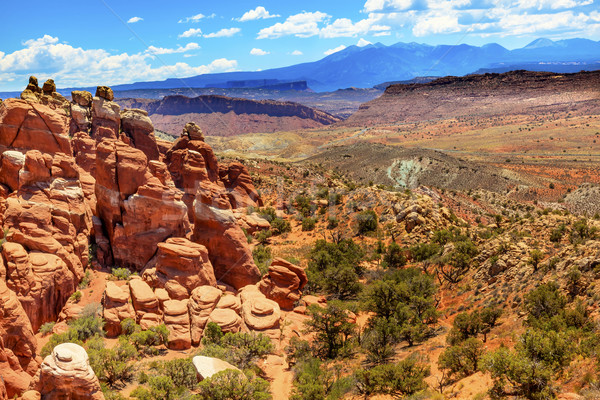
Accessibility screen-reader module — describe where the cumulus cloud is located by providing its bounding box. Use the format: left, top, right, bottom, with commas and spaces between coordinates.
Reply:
239, 6, 280, 21
258, 11, 330, 39
291, 50, 303, 55
203, 28, 241, 38
178, 13, 214, 23
0, 35, 237, 90
127, 16, 143, 23
250, 48, 270, 56
320, 16, 391, 37
146, 43, 200, 55
179, 28, 203, 38
324, 45, 347, 55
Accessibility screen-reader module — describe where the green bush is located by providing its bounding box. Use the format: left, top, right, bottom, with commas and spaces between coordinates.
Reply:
355, 358, 430, 398
290, 358, 353, 400
129, 324, 169, 356
199, 331, 273, 371
111, 267, 132, 281
258, 207, 277, 222
70, 291, 82, 303
409, 242, 441, 262
295, 194, 314, 217
382, 242, 406, 269
79, 270, 92, 289
202, 322, 224, 346
88, 336, 136, 387
154, 358, 198, 390
356, 210, 378, 234
38, 322, 55, 336
197, 370, 272, 400
304, 301, 356, 359
254, 230, 272, 245
570, 218, 597, 244
306, 239, 365, 299
438, 338, 484, 381
326, 216, 339, 230
301, 217, 316, 231
252, 245, 272, 276
271, 218, 291, 235
549, 224, 566, 243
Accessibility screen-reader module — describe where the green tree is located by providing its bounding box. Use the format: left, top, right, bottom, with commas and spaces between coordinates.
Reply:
302, 217, 316, 231
197, 370, 272, 400
382, 242, 406, 269
290, 358, 352, 400
304, 301, 356, 359
527, 249, 544, 271
438, 338, 484, 382
356, 210, 378, 235
355, 359, 430, 399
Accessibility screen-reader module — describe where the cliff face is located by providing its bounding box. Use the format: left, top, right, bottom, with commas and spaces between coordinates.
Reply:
118, 95, 341, 137
343, 70, 600, 126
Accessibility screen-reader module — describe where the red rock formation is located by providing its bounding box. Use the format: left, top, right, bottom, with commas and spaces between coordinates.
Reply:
102, 282, 135, 337
143, 238, 216, 299
258, 258, 307, 310
163, 300, 191, 350
0, 99, 71, 155
91, 93, 120, 138
70, 91, 92, 135
29, 343, 104, 400
188, 285, 222, 346
0, 279, 38, 397
121, 109, 160, 161
220, 162, 263, 209
128, 278, 162, 329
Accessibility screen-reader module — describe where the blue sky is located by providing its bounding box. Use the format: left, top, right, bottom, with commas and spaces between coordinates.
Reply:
0, 0, 599, 91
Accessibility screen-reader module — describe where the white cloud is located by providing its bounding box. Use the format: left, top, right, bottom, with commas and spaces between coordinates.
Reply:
320, 16, 391, 37
364, 0, 416, 12
357, 38, 372, 47
258, 11, 330, 39
324, 45, 347, 55
250, 48, 270, 56
203, 27, 241, 38
178, 13, 209, 23
413, 12, 461, 36
516, 0, 593, 10
179, 28, 203, 38
127, 17, 143, 24
239, 6, 280, 22
291, 50, 303, 55
146, 43, 200, 55
0, 35, 237, 90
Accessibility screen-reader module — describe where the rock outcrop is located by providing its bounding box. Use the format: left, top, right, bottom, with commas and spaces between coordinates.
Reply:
258, 258, 307, 310
29, 343, 104, 400
120, 109, 160, 161
239, 285, 281, 340
129, 278, 161, 329
70, 91, 93, 134
220, 162, 263, 209
188, 285, 222, 346
163, 300, 191, 350
102, 282, 135, 337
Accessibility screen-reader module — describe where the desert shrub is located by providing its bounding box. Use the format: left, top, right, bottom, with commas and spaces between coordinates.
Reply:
356, 210, 378, 234
87, 336, 137, 387
130, 376, 183, 400
361, 316, 399, 365
79, 270, 92, 289
316, 186, 329, 199
302, 217, 316, 231
129, 324, 169, 356
120, 318, 138, 336
70, 291, 82, 303
524, 282, 567, 329
438, 238, 478, 283
153, 358, 198, 390
290, 358, 353, 400
199, 331, 273, 371
258, 207, 277, 222
38, 322, 55, 336
355, 358, 430, 399
304, 301, 357, 359
40, 310, 104, 357
438, 338, 484, 382
570, 218, 597, 244
329, 192, 343, 205
549, 224, 566, 243
382, 242, 406, 269
202, 322, 224, 345
111, 267, 132, 281
527, 249, 544, 271
306, 239, 365, 299
197, 369, 271, 400
271, 218, 291, 235
252, 245, 272, 276
295, 194, 314, 217
410, 242, 441, 262
254, 229, 272, 245
327, 216, 339, 230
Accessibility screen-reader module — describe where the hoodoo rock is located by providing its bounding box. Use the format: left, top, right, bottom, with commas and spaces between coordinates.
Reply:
258, 258, 308, 310
102, 282, 135, 337
163, 299, 191, 350
220, 162, 263, 209
239, 285, 281, 339
188, 285, 222, 345
120, 108, 160, 161
182, 122, 205, 141
128, 278, 161, 329
143, 238, 217, 299
70, 91, 93, 134
29, 343, 104, 400
91, 90, 120, 138
0, 279, 38, 397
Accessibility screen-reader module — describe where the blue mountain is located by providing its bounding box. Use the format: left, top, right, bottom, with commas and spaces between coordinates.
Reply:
112, 38, 600, 92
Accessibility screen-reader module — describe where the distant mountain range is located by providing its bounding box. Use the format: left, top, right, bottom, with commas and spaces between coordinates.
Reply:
111, 38, 600, 92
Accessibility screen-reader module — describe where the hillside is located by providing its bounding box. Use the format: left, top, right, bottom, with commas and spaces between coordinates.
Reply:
343, 70, 600, 126
117, 95, 341, 137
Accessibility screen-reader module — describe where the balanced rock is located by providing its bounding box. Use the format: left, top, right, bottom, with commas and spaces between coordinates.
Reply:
42, 79, 56, 95
71, 91, 93, 107
192, 356, 240, 381
188, 285, 222, 345
121, 108, 160, 161
91, 94, 120, 137
29, 343, 104, 400
95, 86, 114, 101
182, 122, 204, 141
258, 258, 308, 310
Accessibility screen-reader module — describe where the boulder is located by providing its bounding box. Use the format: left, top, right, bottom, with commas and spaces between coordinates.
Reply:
95, 86, 114, 101
29, 343, 104, 400
120, 109, 160, 161
207, 308, 242, 333
42, 79, 56, 95
188, 285, 222, 345
71, 91, 93, 107
192, 356, 240, 381
102, 282, 135, 337
91, 96, 120, 138
146, 238, 216, 298
182, 122, 204, 141
258, 258, 307, 310
163, 300, 191, 350
0, 150, 25, 191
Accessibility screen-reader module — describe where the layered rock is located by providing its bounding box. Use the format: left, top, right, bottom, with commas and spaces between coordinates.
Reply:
70, 91, 93, 134
20, 77, 70, 117
163, 300, 191, 350
239, 285, 281, 340
258, 258, 307, 310
0, 279, 38, 397
102, 282, 135, 337
121, 109, 160, 161
0, 99, 71, 155
143, 238, 216, 299
129, 278, 161, 329
29, 343, 104, 400
220, 162, 263, 209
91, 89, 120, 138
188, 285, 222, 345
